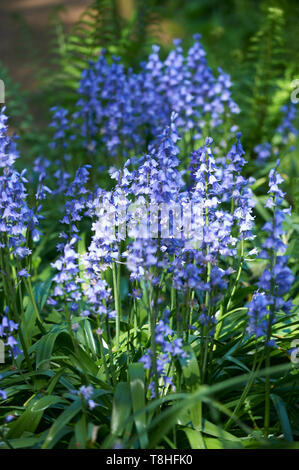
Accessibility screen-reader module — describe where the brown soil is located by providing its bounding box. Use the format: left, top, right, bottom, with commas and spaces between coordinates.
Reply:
0, 0, 91, 90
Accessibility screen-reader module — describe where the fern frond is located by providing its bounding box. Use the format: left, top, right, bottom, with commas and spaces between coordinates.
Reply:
42, 0, 160, 110
243, 6, 286, 147
39, 0, 120, 109
0, 61, 33, 134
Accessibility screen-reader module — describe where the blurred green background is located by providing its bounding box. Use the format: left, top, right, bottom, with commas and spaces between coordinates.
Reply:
1, 0, 299, 179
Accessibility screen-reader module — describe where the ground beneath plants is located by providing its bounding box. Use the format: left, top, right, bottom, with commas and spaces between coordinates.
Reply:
0, 0, 91, 91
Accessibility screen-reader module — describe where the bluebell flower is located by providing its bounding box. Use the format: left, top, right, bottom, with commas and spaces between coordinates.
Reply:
49, 107, 71, 149
139, 310, 187, 397
276, 103, 298, 147
0, 112, 41, 258
66, 35, 240, 160
0, 107, 19, 167
0, 315, 22, 359
247, 161, 294, 341
254, 142, 272, 164
79, 385, 94, 400
71, 385, 98, 410
50, 166, 92, 312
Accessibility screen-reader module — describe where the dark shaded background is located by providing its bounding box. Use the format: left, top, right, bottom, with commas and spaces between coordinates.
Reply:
1, 0, 299, 156
1, 0, 90, 90
2, 0, 299, 91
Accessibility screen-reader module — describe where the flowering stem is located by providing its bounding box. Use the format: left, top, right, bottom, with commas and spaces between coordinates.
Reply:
185, 288, 193, 343
0, 247, 13, 311
0, 429, 14, 449
227, 236, 245, 311
24, 278, 44, 329
171, 286, 176, 312
112, 261, 122, 348
98, 332, 112, 387
264, 347, 271, 436
264, 286, 275, 435
133, 289, 138, 349
264, 212, 276, 437
104, 316, 117, 385
201, 157, 212, 383
17, 280, 33, 372
225, 348, 262, 430
148, 282, 159, 398
0, 248, 33, 372
18, 325, 33, 373
215, 236, 245, 341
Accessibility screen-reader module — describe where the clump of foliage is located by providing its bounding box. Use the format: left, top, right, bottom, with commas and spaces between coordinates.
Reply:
0, 1, 298, 450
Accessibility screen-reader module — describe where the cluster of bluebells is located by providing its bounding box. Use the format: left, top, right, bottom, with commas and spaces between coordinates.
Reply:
0, 108, 39, 260
81, 188, 116, 319
0, 108, 18, 167
33, 107, 72, 197
0, 108, 51, 265
276, 104, 298, 148
115, 112, 186, 283
170, 130, 255, 330
47, 106, 76, 194
0, 30, 296, 408
247, 160, 294, 343
49, 107, 71, 150
49, 112, 255, 392
219, 132, 256, 237
254, 142, 272, 165
0, 107, 55, 385
49, 165, 92, 314
254, 103, 298, 164
0, 108, 50, 360
1, 39, 293, 399
49, 35, 239, 161
0, 373, 7, 401
71, 385, 98, 410
50, 165, 114, 321
0, 313, 21, 359
75, 113, 256, 390
139, 310, 187, 397
38, 106, 294, 393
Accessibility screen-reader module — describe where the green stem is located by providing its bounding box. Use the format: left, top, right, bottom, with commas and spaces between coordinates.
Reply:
264, 345, 271, 436
25, 278, 45, 332
148, 283, 159, 398
105, 316, 117, 386
18, 326, 33, 372
98, 333, 112, 387
201, 159, 211, 383
0, 429, 14, 449
264, 208, 276, 437
112, 261, 122, 348
215, 235, 244, 341
225, 349, 263, 430
227, 236, 245, 313
264, 293, 276, 437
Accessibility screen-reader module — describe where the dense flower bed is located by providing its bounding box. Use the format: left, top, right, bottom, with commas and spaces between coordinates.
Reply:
0, 35, 298, 450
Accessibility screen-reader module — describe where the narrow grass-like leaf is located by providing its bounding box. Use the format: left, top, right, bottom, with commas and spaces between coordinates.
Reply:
42, 399, 82, 449
111, 382, 132, 437
128, 363, 148, 448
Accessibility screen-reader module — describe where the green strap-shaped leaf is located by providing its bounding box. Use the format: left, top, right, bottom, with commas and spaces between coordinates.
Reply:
180, 346, 201, 429
6, 395, 64, 439
128, 363, 148, 448
271, 394, 294, 442
184, 427, 206, 449
42, 399, 82, 449
111, 382, 132, 437
35, 327, 70, 370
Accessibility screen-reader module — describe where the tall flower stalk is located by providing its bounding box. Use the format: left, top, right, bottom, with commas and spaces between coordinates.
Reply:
246, 160, 294, 435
